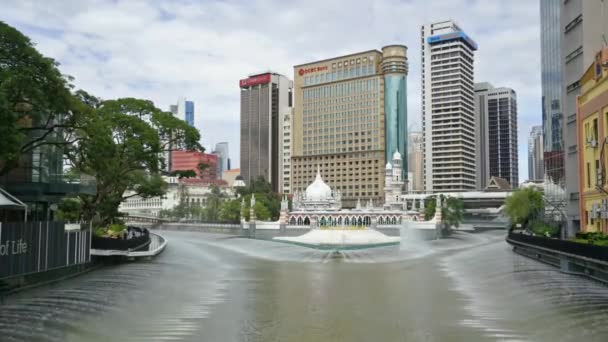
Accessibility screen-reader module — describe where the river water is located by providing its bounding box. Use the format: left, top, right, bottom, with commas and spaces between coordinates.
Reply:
2, 230, 608, 341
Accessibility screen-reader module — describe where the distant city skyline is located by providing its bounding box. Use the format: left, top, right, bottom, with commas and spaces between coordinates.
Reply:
1, 1, 542, 179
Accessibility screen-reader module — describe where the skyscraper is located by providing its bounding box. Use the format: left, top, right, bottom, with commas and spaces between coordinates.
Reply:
214, 142, 229, 178
474, 83, 519, 188
239, 72, 293, 191
408, 132, 424, 192
559, 0, 608, 235
172, 97, 195, 127
291, 46, 408, 207
528, 126, 544, 181
421, 20, 477, 192
541, 0, 564, 188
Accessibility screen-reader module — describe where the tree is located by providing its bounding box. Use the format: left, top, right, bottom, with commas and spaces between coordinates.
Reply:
253, 201, 271, 220
235, 176, 282, 220
424, 197, 436, 220
219, 199, 241, 222
0, 21, 78, 176
56, 197, 82, 222
441, 196, 465, 234
68, 97, 201, 225
505, 187, 544, 229
203, 185, 227, 221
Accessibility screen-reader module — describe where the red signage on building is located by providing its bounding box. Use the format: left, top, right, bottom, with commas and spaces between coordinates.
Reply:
298, 65, 329, 76
239, 73, 271, 87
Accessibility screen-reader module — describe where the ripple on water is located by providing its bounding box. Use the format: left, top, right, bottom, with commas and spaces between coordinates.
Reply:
441, 239, 608, 342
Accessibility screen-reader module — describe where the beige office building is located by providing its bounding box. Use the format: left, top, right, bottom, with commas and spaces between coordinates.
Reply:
292, 46, 408, 207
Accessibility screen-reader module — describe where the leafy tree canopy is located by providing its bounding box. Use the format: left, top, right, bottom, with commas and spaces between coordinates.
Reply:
0, 21, 77, 175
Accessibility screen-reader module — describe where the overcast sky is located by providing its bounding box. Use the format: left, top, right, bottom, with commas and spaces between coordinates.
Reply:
1, 0, 542, 183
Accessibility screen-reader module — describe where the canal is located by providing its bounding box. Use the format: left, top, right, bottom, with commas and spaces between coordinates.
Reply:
2, 230, 608, 341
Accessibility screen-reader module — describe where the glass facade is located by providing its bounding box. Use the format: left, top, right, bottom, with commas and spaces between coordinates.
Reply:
185, 101, 195, 127
540, 0, 564, 185
384, 74, 407, 180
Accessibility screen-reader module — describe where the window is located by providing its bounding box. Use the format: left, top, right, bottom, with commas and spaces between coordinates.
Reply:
587, 162, 591, 188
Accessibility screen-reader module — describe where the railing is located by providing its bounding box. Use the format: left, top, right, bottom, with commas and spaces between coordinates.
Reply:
507, 232, 608, 263
1, 221, 91, 280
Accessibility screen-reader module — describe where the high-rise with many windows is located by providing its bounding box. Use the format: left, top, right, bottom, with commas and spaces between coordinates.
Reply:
421, 20, 477, 192
239, 72, 293, 191
528, 125, 544, 182
291, 46, 408, 207
475, 83, 519, 188
171, 97, 195, 127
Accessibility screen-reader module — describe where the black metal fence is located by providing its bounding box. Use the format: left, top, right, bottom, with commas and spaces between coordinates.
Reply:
508, 232, 608, 263
0, 221, 91, 280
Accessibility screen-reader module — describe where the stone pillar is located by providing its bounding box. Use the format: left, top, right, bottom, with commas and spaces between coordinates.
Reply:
371, 216, 378, 230
249, 194, 256, 238
434, 195, 443, 239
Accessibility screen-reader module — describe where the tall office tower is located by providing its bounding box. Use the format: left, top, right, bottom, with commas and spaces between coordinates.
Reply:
171, 97, 195, 127
541, 0, 564, 187
408, 132, 424, 192
474, 83, 519, 188
421, 20, 477, 192
214, 142, 229, 179
559, 0, 608, 235
291, 46, 408, 207
528, 126, 544, 181
278, 109, 293, 194
240, 72, 293, 191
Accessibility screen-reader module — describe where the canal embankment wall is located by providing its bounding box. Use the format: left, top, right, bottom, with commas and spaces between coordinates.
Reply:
507, 232, 608, 284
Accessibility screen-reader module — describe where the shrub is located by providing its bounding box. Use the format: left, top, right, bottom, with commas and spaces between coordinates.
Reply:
530, 221, 559, 237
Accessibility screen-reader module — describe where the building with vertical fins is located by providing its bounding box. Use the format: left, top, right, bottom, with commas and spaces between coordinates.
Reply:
291, 46, 408, 207
239, 72, 293, 192
421, 20, 477, 192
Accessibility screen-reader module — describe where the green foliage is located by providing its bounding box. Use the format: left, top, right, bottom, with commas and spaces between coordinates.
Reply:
0, 21, 77, 175
93, 223, 126, 239
572, 231, 608, 245
69, 97, 202, 224
219, 199, 241, 222
424, 198, 436, 220
441, 196, 465, 234
253, 201, 271, 220
203, 185, 227, 221
235, 176, 281, 221
505, 187, 544, 228
56, 197, 82, 222
530, 221, 560, 237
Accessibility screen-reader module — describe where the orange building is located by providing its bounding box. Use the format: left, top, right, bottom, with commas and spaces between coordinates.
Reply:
171, 150, 218, 184
577, 48, 608, 233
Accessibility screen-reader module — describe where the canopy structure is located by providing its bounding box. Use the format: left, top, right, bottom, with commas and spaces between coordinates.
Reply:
0, 187, 27, 221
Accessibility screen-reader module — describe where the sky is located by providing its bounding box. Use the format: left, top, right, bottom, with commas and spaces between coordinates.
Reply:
1, 0, 542, 183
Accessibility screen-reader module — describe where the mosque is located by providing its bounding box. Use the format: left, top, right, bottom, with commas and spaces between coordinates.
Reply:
280, 151, 429, 228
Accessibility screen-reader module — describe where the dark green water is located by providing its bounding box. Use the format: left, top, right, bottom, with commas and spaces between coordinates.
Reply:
2, 230, 608, 341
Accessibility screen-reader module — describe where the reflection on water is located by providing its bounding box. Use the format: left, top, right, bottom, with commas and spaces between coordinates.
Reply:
1, 230, 608, 342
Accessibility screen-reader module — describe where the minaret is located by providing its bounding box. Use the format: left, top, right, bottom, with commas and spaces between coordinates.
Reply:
279, 195, 289, 224
249, 194, 256, 222
384, 162, 394, 205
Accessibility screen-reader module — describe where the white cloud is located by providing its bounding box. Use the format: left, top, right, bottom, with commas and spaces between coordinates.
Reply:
1, 0, 542, 181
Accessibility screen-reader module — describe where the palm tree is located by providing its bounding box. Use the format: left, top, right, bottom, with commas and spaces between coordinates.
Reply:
203, 185, 227, 221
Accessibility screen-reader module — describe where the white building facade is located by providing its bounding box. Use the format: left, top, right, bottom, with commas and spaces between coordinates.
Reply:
278, 109, 292, 194
421, 20, 478, 192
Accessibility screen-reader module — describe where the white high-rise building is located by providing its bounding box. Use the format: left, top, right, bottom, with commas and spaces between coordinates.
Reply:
279, 109, 293, 194
421, 20, 477, 192
528, 125, 544, 182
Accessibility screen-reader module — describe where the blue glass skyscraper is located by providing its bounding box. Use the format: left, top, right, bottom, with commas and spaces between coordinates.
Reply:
382, 45, 408, 182
184, 100, 194, 127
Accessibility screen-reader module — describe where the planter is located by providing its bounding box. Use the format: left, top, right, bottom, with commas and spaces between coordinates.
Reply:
92, 226, 150, 251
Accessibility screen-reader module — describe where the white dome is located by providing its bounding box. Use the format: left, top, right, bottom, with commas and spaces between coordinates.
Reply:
392, 150, 402, 160
385, 162, 393, 170
306, 170, 332, 201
